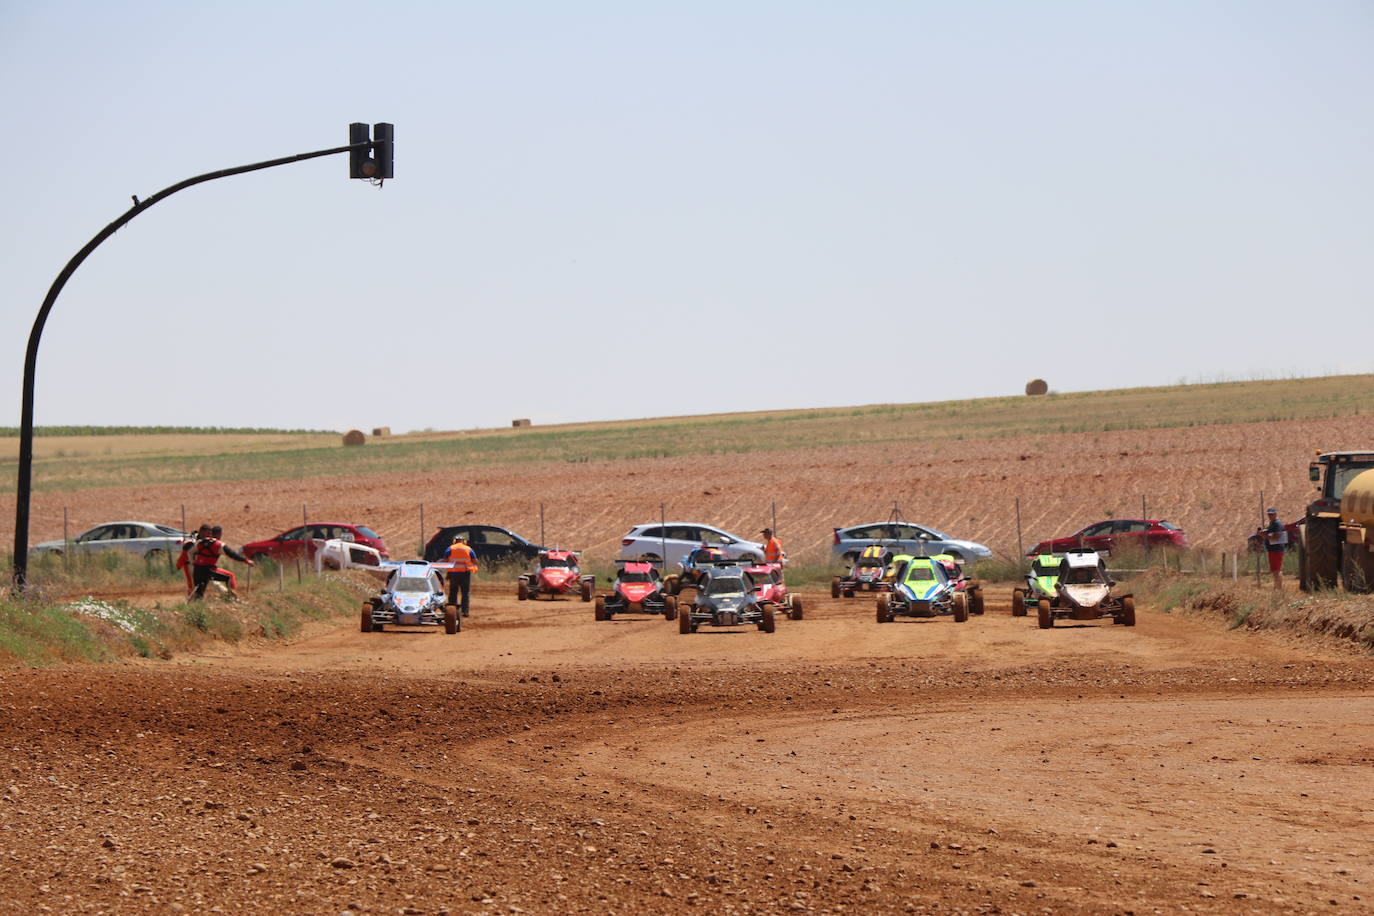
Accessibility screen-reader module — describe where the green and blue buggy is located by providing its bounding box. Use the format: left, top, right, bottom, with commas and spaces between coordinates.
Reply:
875, 555, 970, 623
1011, 554, 1061, 617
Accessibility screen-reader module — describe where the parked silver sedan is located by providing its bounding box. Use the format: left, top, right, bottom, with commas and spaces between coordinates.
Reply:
831, 522, 991, 565
30, 521, 188, 560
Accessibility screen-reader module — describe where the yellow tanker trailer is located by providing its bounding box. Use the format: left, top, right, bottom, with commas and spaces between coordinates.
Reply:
1338, 469, 1374, 592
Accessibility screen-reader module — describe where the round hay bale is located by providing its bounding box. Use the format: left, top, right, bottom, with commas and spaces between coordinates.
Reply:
1024, 379, 1049, 396
342, 429, 366, 446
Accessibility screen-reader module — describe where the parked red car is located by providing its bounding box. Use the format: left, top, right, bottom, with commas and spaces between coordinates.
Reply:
1026, 519, 1187, 557
242, 523, 389, 562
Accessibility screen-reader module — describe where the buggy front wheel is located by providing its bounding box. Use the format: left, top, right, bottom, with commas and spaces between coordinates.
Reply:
517, 580, 529, 601
830, 577, 841, 599
360, 605, 373, 633
759, 606, 776, 633
876, 594, 891, 623
789, 596, 803, 620
444, 607, 459, 635
1010, 589, 1026, 617
594, 596, 608, 621
1037, 598, 1053, 629
952, 592, 969, 623
1119, 596, 1136, 627
580, 580, 593, 602
678, 605, 694, 634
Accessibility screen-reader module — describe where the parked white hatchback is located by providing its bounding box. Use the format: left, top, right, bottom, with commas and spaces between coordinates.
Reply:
617, 523, 765, 565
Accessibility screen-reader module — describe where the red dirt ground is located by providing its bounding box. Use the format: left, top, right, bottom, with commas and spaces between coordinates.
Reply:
3, 414, 1364, 563
2, 583, 1372, 914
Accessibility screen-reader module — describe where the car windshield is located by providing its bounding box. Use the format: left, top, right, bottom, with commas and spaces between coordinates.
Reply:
1062, 565, 1102, 584
543, 556, 575, 568
706, 576, 746, 596
154, 525, 183, 535
393, 576, 433, 593
1032, 559, 1059, 577
356, 526, 380, 539
621, 571, 652, 583
907, 567, 935, 582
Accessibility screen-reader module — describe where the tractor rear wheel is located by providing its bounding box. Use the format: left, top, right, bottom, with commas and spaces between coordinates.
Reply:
876, 594, 891, 623
444, 607, 458, 635
830, 577, 841, 599
1010, 588, 1026, 617
1341, 545, 1374, 594
790, 596, 803, 620
594, 596, 608, 621
360, 605, 373, 633
1037, 598, 1053, 629
517, 580, 529, 601
760, 606, 776, 633
664, 595, 678, 620
952, 592, 969, 623
1302, 518, 1341, 591
580, 580, 593, 602
678, 605, 693, 634
1120, 596, 1136, 627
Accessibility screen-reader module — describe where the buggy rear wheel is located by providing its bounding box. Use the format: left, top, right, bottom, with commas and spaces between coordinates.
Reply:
360, 605, 373, 633
517, 580, 529, 601
594, 596, 608, 621
1010, 588, 1026, 617
759, 606, 776, 633
1119, 596, 1136, 627
952, 592, 969, 623
1037, 598, 1053, 629
663, 595, 678, 620
678, 604, 693, 634
664, 575, 680, 596
843, 587, 855, 599
969, 587, 984, 615
876, 593, 891, 623
789, 595, 803, 620
444, 607, 458, 635
830, 577, 841, 599
580, 580, 593, 602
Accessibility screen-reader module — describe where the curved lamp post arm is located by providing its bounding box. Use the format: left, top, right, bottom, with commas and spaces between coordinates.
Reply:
13, 140, 369, 591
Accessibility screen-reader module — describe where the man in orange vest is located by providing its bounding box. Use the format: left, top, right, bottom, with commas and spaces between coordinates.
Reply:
190, 523, 254, 600
761, 527, 784, 566
444, 535, 478, 617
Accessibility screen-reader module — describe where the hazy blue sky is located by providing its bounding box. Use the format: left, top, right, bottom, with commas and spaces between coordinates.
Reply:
2, 1, 1370, 433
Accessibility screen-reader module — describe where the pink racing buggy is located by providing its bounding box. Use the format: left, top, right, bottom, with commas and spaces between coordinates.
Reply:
744, 562, 804, 620
595, 560, 678, 620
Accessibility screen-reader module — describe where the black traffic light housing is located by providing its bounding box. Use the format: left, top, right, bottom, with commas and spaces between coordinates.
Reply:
349, 122, 394, 180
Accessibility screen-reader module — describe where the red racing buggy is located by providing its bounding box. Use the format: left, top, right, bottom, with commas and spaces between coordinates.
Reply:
831, 543, 894, 598
517, 549, 594, 602
745, 562, 804, 620
595, 560, 678, 620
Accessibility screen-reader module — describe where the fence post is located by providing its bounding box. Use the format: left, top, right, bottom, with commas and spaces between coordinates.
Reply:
63, 507, 70, 573
419, 503, 425, 557
1014, 497, 1025, 563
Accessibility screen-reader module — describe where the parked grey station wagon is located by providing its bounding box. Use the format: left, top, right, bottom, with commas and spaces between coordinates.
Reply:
30, 521, 188, 559
831, 522, 992, 565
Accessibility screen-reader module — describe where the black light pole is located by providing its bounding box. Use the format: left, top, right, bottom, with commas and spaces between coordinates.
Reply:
11, 124, 394, 591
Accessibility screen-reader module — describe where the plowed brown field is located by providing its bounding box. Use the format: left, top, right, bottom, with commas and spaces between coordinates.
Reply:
3, 584, 1373, 914
4, 414, 1368, 562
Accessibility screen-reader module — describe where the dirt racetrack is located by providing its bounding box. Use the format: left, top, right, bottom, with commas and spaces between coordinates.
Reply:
3, 583, 1372, 914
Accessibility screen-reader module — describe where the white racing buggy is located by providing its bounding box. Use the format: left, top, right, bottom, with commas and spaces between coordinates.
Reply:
361, 561, 460, 634
1036, 548, 1135, 629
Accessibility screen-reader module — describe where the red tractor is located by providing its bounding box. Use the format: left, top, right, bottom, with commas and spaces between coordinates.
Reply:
517, 549, 594, 601
595, 560, 677, 620
745, 562, 804, 620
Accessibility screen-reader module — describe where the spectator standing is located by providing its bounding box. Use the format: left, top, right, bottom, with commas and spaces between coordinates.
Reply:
1261, 507, 1287, 590
191, 524, 254, 599
762, 527, 784, 566
444, 535, 478, 616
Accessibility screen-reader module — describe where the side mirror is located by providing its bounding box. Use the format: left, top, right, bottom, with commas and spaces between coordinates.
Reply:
1309, 465, 1320, 482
